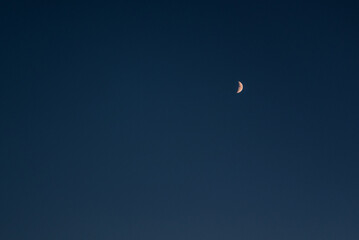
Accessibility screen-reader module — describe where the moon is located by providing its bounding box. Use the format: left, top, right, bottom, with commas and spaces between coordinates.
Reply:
236, 81, 243, 93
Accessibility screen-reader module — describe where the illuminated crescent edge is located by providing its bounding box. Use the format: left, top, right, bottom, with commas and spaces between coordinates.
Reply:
237, 81, 243, 93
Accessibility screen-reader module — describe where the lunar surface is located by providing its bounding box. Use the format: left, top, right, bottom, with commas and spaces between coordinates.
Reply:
237, 81, 243, 93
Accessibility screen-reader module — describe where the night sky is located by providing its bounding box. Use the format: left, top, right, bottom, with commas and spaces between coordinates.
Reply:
1, 1, 359, 239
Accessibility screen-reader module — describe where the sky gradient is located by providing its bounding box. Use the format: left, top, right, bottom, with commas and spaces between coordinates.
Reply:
1, 1, 359, 239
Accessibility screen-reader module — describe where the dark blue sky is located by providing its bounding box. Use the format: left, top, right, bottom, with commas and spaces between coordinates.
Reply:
1, 1, 359, 239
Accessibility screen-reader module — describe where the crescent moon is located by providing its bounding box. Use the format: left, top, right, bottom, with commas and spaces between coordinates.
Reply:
237, 81, 243, 93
